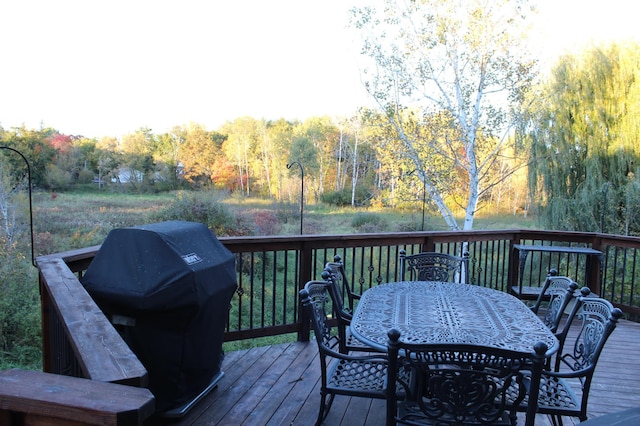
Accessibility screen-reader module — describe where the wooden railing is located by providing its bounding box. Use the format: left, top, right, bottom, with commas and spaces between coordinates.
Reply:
4, 228, 640, 424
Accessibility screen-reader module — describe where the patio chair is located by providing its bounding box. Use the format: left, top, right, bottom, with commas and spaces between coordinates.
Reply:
299, 280, 389, 426
529, 269, 558, 313
325, 254, 361, 315
386, 328, 539, 426
530, 275, 580, 334
323, 262, 378, 353
509, 295, 623, 425
399, 250, 469, 283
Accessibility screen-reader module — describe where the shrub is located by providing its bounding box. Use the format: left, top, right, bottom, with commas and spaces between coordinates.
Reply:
76, 169, 94, 184
321, 190, 351, 206
153, 191, 237, 236
321, 187, 372, 207
273, 202, 298, 224
45, 164, 73, 190
0, 247, 41, 370
351, 212, 388, 232
253, 210, 281, 235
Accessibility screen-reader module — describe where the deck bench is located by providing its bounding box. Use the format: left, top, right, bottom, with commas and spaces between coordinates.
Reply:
0, 369, 155, 425
509, 244, 602, 300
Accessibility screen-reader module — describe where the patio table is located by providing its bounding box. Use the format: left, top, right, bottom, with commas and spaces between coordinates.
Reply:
350, 281, 558, 425
349, 281, 559, 355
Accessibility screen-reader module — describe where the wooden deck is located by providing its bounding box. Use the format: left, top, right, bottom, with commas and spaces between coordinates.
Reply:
145, 318, 640, 426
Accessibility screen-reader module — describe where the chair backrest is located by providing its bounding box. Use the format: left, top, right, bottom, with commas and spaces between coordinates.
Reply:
320, 268, 354, 354
386, 329, 533, 426
532, 275, 579, 333
299, 280, 341, 354
399, 250, 469, 283
555, 295, 623, 377
324, 255, 356, 315
530, 269, 558, 314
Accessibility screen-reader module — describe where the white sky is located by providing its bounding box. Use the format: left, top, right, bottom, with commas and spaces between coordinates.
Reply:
1, 0, 638, 139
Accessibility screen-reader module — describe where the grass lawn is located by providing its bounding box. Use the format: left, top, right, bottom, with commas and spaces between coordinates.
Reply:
2, 187, 535, 369
32, 188, 536, 255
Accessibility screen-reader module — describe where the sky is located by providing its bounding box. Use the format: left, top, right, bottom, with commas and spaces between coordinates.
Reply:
1, 0, 638, 139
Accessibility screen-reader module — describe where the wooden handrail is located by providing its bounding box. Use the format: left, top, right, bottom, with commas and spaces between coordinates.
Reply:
37, 256, 148, 385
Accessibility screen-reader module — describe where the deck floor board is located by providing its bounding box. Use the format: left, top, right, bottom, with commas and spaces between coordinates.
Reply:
146, 318, 640, 426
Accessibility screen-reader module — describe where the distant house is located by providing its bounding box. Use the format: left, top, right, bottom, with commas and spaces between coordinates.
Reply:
112, 168, 144, 184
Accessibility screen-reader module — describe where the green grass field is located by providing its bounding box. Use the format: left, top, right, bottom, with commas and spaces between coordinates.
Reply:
1, 187, 535, 370
32, 189, 535, 255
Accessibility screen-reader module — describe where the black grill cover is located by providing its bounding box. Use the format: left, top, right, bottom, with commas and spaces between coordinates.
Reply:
82, 221, 237, 412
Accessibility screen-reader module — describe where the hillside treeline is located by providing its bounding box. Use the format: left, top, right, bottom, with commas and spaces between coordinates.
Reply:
0, 112, 525, 215
3, 43, 640, 236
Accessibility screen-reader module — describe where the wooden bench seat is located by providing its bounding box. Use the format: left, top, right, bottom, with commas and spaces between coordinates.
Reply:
0, 369, 155, 426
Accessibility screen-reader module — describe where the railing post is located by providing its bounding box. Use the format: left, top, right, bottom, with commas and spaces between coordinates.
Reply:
590, 234, 604, 296
506, 235, 520, 294
297, 241, 314, 342
422, 234, 435, 252
39, 273, 52, 372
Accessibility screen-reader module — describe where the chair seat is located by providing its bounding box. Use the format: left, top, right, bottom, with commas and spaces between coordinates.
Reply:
504, 372, 581, 416
345, 327, 379, 352
327, 356, 388, 395
396, 400, 514, 425
536, 375, 581, 414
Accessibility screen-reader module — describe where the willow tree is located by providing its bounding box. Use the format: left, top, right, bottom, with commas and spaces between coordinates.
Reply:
527, 42, 640, 234
350, 0, 536, 230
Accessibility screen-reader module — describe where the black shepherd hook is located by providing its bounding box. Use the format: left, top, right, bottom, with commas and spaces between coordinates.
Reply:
0, 146, 36, 267
286, 160, 304, 235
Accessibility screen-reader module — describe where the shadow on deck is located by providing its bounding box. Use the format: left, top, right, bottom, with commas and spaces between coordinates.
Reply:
145, 318, 640, 426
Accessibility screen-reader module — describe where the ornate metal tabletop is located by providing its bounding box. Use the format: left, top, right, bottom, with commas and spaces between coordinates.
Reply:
350, 281, 559, 354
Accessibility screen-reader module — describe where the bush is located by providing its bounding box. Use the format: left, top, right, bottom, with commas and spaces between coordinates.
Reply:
351, 212, 388, 232
153, 191, 237, 236
253, 210, 281, 235
45, 164, 73, 190
0, 247, 41, 370
321, 190, 352, 206
322, 187, 372, 207
76, 169, 94, 184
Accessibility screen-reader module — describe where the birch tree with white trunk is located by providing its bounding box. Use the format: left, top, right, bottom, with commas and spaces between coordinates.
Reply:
350, 0, 536, 230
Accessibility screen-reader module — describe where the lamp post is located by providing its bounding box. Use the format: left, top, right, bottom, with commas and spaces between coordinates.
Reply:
1, 146, 35, 266
287, 160, 304, 234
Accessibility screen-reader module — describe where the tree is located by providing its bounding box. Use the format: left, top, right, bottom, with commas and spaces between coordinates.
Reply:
0, 127, 57, 188
0, 154, 28, 248
350, 0, 536, 230
119, 128, 156, 189
287, 134, 318, 205
177, 123, 228, 188
221, 117, 261, 196
95, 136, 122, 187
295, 117, 340, 203
45, 133, 93, 189
526, 42, 640, 235
266, 119, 296, 201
